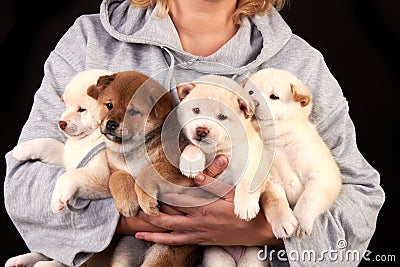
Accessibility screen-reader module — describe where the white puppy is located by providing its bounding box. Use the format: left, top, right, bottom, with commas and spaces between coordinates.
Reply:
176, 75, 271, 267
243, 68, 342, 237
7, 69, 113, 267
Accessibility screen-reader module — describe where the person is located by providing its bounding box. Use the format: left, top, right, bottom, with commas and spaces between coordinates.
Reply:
4, 0, 385, 266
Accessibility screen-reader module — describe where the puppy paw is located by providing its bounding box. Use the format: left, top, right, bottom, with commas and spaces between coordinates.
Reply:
179, 145, 206, 178
269, 210, 298, 239
234, 194, 260, 221
34, 260, 67, 267
12, 143, 36, 162
5, 252, 49, 267
115, 197, 140, 217
51, 190, 71, 214
141, 204, 160, 216
234, 204, 260, 221
139, 196, 160, 216
51, 177, 77, 214
293, 207, 315, 238
51, 192, 72, 214
294, 219, 314, 238
51, 198, 68, 214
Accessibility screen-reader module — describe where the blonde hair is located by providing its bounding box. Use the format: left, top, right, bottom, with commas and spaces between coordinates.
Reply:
131, 0, 287, 25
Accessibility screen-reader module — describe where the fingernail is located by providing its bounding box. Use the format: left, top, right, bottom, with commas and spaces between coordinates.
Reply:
135, 233, 144, 239
195, 173, 205, 183
215, 156, 227, 168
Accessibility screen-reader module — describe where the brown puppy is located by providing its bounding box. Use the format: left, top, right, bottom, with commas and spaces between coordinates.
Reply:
87, 70, 201, 267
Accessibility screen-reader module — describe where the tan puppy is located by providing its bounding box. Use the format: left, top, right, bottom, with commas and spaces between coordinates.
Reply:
176, 75, 270, 267
87, 70, 152, 217
243, 68, 342, 238
87, 70, 201, 267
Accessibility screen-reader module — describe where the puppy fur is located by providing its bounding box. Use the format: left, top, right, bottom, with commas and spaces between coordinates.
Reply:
176, 75, 270, 267
243, 68, 342, 238
87, 70, 201, 267
7, 69, 139, 267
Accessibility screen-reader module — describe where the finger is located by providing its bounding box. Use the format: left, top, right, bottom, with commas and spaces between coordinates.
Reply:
159, 203, 185, 215
202, 155, 228, 177
160, 192, 219, 208
136, 211, 194, 231
135, 231, 196, 246
194, 173, 235, 201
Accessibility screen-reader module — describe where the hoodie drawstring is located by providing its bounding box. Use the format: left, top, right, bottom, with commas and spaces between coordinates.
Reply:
161, 46, 176, 91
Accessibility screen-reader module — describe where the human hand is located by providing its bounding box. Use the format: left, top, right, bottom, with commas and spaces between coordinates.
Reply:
116, 214, 169, 234
134, 155, 283, 248
114, 157, 226, 235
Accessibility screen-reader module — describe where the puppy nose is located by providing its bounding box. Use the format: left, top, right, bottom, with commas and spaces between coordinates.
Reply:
196, 127, 209, 138
58, 120, 67, 130
106, 120, 119, 131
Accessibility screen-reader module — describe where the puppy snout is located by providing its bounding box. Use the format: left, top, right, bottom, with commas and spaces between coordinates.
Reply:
106, 120, 119, 131
58, 120, 67, 130
196, 127, 209, 139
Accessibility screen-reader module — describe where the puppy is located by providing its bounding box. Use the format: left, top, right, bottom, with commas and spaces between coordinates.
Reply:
243, 68, 342, 238
7, 69, 140, 267
87, 70, 201, 267
176, 75, 270, 267
13, 68, 112, 213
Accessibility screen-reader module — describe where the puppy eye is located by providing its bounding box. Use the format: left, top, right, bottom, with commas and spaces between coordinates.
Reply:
106, 103, 113, 110
192, 107, 200, 114
127, 108, 140, 116
270, 94, 279, 100
78, 107, 86, 112
248, 90, 254, 95
218, 114, 227, 120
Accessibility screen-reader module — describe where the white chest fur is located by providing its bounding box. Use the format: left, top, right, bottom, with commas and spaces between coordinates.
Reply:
63, 131, 104, 170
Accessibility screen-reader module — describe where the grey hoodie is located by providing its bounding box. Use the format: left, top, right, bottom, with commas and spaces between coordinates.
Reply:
4, 0, 385, 266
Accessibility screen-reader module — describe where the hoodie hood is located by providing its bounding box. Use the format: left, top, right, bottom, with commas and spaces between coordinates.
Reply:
100, 0, 292, 75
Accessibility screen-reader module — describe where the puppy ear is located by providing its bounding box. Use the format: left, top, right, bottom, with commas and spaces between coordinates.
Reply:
152, 93, 174, 119
87, 73, 117, 99
87, 84, 101, 100
149, 83, 175, 119
291, 82, 311, 107
60, 93, 65, 102
97, 73, 117, 88
238, 97, 253, 119
176, 83, 196, 101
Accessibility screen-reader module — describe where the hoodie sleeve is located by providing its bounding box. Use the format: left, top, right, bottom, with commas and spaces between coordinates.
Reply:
3, 17, 120, 267
274, 51, 385, 267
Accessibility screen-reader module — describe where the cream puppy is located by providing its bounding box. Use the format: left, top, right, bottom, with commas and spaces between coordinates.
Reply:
176, 75, 271, 267
13, 69, 112, 213
8, 69, 119, 267
8, 70, 148, 267
177, 75, 268, 221
243, 68, 342, 237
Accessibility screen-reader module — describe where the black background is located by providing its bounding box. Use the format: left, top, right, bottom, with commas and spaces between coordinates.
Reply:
1, 0, 398, 265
